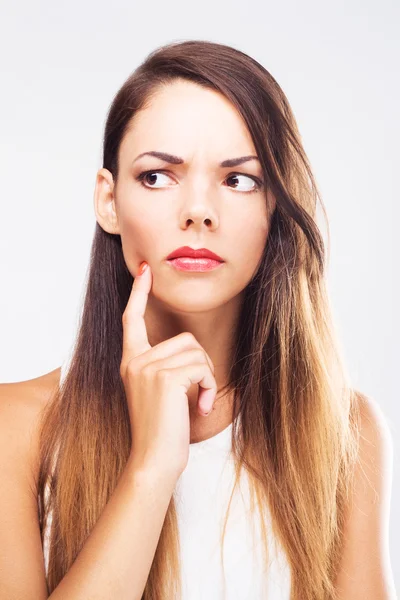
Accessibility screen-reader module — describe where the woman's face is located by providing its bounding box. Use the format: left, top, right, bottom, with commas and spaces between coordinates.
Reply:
94, 79, 275, 313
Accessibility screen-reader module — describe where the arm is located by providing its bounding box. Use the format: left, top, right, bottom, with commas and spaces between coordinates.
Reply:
0, 380, 176, 600
49, 459, 176, 600
0, 382, 50, 600
334, 392, 397, 599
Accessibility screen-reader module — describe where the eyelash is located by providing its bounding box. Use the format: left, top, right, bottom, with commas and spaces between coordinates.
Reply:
135, 169, 264, 194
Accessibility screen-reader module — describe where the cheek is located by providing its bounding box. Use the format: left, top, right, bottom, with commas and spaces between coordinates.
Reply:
222, 206, 270, 288
118, 210, 163, 269
119, 201, 165, 245
231, 229, 268, 281
228, 207, 269, 262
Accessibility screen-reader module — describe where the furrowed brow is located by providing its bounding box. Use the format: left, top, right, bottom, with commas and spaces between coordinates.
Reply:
132, 151, 260, 168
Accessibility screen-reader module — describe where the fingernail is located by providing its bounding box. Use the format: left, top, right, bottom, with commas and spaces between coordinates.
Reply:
138, 261, 148, 276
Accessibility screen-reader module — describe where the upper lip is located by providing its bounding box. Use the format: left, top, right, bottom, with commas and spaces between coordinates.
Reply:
166, 246, 224, 261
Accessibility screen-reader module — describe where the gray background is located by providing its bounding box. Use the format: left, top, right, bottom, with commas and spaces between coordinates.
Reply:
0, 0, 398, 589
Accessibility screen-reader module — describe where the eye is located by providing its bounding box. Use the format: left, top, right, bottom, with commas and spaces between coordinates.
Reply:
225, 173, 262, 193
135, 170, 263, 193
136, 170, 174, 189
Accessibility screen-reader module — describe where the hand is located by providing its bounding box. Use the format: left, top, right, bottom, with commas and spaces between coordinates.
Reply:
120, 261, 217, 481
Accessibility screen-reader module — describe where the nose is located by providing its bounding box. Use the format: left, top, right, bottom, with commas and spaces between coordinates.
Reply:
179, 193, 219, 232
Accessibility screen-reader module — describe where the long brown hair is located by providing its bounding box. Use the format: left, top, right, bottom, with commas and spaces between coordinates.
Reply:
37, 39, 361, 599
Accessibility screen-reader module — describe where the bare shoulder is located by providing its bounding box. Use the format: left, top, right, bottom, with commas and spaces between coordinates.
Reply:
357, 390, 394, 455
355, 390, 394, 519
0, 370, 62, 598
334, 389, 396, 598
0, 367, 62, 497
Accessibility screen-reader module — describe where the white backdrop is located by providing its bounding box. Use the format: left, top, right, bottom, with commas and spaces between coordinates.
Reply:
0, 0, 398, 590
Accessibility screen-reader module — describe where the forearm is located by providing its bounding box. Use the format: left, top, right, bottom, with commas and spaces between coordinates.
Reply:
48, 459, 176, 600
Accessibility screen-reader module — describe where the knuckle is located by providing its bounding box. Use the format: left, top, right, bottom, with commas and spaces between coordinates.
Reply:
125, 359, 139, 378
193, 348, 206, 362
181, 331, 196, 345
141, 363, 154, 379
156, 368, 171, 383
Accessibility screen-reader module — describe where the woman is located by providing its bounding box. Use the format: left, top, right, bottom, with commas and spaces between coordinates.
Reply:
0, 40, 395, 599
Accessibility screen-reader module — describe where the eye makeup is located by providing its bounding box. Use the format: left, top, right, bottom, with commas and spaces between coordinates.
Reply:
135, 169, 265, 194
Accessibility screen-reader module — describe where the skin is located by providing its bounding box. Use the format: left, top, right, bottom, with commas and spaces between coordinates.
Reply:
93, 79, 276, 444
90, 80, 396, 594
0, 80, 394, 600
1, 372, 396, 597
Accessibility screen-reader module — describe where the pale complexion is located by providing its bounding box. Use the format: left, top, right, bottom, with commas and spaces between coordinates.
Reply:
94, 79, 276, 443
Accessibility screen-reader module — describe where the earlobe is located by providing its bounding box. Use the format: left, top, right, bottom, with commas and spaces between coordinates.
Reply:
93, 168, 120, 234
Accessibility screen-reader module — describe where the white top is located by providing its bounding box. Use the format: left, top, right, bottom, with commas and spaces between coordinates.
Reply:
174, 422, 291, 599
43, 357, 291, 599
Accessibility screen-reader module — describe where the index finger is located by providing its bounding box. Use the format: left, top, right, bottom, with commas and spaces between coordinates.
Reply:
122, 261, 152, 363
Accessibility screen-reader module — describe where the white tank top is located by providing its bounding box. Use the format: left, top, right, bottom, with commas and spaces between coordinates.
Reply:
43, 357, 292, 599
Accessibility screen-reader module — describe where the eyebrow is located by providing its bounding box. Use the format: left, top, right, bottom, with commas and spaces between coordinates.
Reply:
132, 151, 260, 168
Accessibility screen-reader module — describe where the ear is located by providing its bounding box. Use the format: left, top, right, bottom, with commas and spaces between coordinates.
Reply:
93, 168, 121, 234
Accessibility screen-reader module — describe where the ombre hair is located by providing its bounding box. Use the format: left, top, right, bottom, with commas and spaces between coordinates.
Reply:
37, 39, 362, 599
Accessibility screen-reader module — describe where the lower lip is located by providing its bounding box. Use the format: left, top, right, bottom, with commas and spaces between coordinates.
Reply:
167, 257, 224, 271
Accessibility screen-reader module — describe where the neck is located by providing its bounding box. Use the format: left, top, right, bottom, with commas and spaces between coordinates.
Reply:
144, 289, 244, 442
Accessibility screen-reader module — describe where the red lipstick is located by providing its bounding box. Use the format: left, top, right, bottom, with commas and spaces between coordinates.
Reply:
166, 246, 224, 272
166, 246, 224, 261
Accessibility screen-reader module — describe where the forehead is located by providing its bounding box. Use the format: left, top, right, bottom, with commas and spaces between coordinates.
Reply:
120, 80, 257, 162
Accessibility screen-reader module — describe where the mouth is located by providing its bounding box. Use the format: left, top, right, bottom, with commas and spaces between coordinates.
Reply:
166, 257, 224, 272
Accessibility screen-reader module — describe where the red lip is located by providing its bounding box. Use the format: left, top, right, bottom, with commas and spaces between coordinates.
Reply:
166, 246, 224, 261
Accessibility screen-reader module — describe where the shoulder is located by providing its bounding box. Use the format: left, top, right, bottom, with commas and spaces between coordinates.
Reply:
334, 389, 396, 598
354, 390, 393, 488
0, 367, 62, 498
357, 390, 393, 455
0, 369, 61, 598
355, 390, 394, 515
